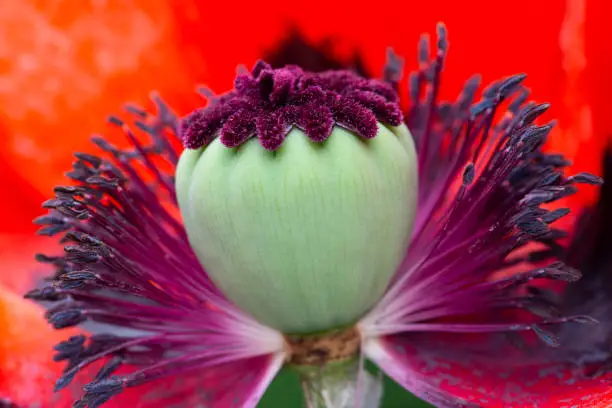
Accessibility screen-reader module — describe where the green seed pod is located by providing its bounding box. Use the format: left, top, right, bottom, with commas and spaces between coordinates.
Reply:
176, 123, 417, 333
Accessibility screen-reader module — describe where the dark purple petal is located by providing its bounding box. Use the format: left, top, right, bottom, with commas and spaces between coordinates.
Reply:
361, 78, 400, 102
347, 89, 403, 125
256, 109, 292, 151
234, 74, 261, 100
251, 59, 272, 78
289, 85, 327, 106
332, 96, 379, 139
319, 70, 367, 91
269, 69, 298, 104
180, 107, 228, 149
219, 109, 257, 147
296, 104, 334, 142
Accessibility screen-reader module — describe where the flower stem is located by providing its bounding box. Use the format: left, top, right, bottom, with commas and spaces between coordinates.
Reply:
295, 357, 383, 408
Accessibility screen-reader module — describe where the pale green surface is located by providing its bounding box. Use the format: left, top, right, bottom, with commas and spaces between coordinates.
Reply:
176, 124, 418, 333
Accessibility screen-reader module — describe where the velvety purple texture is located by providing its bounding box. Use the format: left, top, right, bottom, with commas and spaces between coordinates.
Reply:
180, 61, 403, 150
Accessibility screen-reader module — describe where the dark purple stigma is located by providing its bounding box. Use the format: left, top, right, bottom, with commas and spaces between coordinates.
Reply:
179, 61, 403, 151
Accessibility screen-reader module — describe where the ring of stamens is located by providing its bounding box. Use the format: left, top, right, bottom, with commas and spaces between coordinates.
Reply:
284, 326, 360, 366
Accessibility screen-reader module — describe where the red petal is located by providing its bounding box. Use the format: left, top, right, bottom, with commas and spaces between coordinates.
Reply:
0, 127, 44, 233
364, 334, 612, 407
0, 284, 77, 407
0, 235, 57, 292
0, 0, 202, 197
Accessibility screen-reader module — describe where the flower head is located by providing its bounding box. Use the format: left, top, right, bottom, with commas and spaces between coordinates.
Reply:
177, 63, 417, 333
28, 24, 610, 407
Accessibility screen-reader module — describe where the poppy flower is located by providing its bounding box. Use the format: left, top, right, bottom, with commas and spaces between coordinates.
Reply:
2, 1, 612, 407
20, 18, 612, 407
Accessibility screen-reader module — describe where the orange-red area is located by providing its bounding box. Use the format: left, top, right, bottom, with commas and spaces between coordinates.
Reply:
0, 284, 75, 406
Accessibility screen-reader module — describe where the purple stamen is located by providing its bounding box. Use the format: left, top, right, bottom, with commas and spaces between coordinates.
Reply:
30, 96, 285, 405
362, 22, 602, 350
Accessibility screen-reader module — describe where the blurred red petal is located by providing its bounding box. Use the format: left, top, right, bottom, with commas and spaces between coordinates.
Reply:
0, 284, 76, 407
0, 235, 56, 293
546, 0, 611, 218
0, 123, 43, 234
586, 0, 612, 145
0, 0, 202, 199
172, 0, 566, 101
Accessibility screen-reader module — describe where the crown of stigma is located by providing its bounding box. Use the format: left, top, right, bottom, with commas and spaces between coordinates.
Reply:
180, 60, 403, 151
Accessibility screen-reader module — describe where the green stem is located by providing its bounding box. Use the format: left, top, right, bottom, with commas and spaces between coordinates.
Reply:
295, 358, 382, 408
